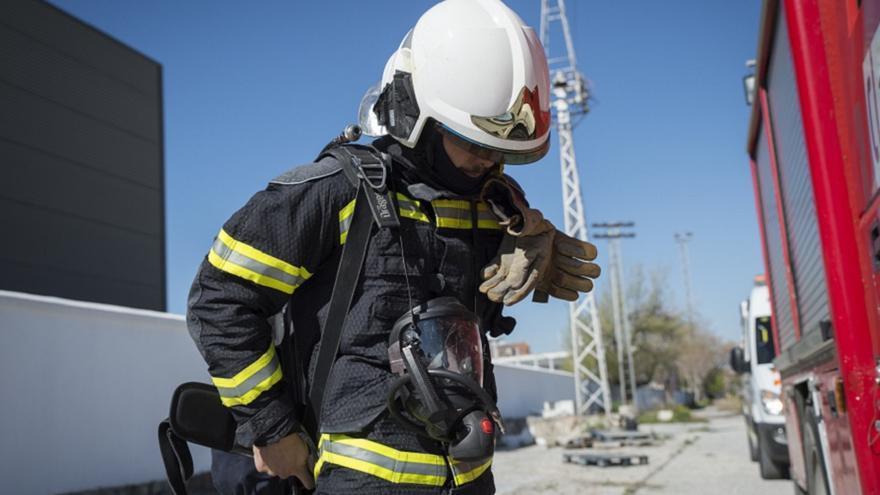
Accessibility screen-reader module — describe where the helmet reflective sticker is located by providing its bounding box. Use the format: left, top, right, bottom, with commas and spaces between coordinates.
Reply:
471, 86, 550, 141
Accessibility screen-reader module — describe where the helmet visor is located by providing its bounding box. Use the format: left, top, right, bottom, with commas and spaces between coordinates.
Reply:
416, 317, 483, 386
437, 124, 549, 165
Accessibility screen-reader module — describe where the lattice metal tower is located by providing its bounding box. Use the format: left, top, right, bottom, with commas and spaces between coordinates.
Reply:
540, 0, 611, 418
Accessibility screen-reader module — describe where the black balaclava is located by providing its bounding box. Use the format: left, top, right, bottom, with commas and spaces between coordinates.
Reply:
376, 125, 493, 197
425, 131, 485, 196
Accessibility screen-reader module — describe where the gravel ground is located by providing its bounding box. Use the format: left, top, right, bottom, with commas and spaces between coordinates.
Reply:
492, 407, 793, 495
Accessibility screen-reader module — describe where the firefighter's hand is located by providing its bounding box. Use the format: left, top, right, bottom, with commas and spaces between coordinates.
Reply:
253, 432, 315, 489
480, 221, 555, 306
537, 231, 601, 301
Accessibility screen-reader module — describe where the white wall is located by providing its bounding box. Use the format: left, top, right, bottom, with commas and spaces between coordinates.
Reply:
0, 290, 576, 493
0, 291, 212, 495
493, 363, 575, 418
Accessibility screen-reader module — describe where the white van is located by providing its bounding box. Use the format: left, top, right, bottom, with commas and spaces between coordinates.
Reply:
730, 276, 790, 479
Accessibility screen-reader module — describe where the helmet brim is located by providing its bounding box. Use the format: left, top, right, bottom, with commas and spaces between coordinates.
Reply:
437, 124, 550, 165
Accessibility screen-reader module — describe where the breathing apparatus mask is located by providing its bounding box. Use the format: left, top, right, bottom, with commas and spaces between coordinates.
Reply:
387, 296, 504, 461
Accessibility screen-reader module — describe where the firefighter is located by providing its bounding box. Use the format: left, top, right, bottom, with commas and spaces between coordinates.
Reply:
186, 1, 600, 493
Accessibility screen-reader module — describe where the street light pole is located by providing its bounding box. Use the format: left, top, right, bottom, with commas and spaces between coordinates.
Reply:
593, 222, 636, 411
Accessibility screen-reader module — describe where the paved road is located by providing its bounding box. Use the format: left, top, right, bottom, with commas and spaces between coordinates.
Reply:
492, 408, 792, 494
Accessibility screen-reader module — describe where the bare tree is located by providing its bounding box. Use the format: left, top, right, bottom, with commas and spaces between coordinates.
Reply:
676, 327, 724, 403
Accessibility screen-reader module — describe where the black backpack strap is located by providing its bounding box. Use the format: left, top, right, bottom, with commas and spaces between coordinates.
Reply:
304, 145, 398, 436
158, 419, 194, 495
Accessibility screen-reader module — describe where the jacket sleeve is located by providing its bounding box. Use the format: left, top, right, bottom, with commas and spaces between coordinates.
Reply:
186, 168, 348, 447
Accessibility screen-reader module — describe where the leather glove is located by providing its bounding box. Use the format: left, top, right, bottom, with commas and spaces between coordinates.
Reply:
479, 175, 600, 305
536, 231, 601, 302
479, 220, 555, 306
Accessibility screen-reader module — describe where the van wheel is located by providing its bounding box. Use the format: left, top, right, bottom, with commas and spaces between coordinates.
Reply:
747, 422, 759, 462
758, 428, 785, 479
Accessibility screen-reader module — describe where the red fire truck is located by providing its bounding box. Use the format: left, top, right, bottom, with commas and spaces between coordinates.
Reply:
746, 0, 880, 492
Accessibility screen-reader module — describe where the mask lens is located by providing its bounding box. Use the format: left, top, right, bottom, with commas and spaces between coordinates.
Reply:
414, 318, 483, 386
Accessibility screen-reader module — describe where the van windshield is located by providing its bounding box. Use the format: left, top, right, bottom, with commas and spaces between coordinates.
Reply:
755, 316, 775, 364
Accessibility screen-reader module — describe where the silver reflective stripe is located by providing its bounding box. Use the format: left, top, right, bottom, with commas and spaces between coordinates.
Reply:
214, 354, 280, 398
211, 238, 306, 288
339, 215, 353, 239
321, 441, 447, 478
433, 207, 471, 228
397, 197, 419, 211
477, 211, 497, 222
433, 207, 469, 218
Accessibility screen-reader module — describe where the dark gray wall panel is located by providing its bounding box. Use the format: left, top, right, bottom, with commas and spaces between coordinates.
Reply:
0, 83, 160, 187
0, 199, 163, 288
0, 259, 163, 310
755, 120, 797, 351
767, 10, 830, 341
0, 0, 164, 310
1, 0, 159, 97
2, 140, 162, 236
0, 24, 159, 141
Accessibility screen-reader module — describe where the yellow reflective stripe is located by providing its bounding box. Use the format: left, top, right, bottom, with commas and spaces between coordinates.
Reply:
218, 365, 283, 407
315, 434, 448, 486
432, 199, 470, 210
315, 434, 492, 487
436, 217, 472, 229
212, 345, 284, 406
208, 250, 296, 294
432, 199, 500, 230
327, 435, 446, 466
450, 458, 492, 486
433, 200, 472, 229
396, 192, 419, 205
317, 450, 446, 486
339, 199, 356, 245
218, 229, 312, 280
212, 345, 277, 388
400, 209, 430, 222
313, 457, 325, 480
340, 199, 356, 221
397, 193, 430, 223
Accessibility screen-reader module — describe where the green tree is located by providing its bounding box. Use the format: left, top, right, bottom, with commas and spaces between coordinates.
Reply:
565, 266, 688, 393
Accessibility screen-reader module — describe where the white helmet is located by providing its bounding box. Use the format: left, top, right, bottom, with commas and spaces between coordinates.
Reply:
363, 0, 551, 165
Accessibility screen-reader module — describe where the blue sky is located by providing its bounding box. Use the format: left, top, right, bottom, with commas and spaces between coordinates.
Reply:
51, 0, 763, 352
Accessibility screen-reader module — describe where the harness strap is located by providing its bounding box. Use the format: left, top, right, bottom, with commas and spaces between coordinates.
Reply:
306, 143, 398, 435
304, 182, 375, 434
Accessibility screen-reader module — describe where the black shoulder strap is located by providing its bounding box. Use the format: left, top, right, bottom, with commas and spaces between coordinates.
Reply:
304, 145, 398, 436
158, 419, 193, 495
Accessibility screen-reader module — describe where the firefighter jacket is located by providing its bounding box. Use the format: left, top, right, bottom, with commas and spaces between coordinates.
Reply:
186, 136, 513, 450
